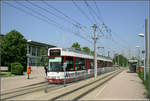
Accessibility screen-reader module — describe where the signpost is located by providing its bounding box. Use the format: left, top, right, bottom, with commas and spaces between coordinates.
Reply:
27, 43, 30, 79
63, 62, 67, 87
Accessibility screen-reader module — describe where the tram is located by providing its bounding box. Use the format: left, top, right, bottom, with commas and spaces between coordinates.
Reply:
47, 48, 114, 83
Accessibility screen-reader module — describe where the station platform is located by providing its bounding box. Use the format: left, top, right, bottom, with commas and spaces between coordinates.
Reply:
1, 68, 147, 100
81, 69, 147, 100
1, 67, 46, 92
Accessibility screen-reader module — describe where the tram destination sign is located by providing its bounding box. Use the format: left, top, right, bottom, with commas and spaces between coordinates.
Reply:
50, 49, 61, 56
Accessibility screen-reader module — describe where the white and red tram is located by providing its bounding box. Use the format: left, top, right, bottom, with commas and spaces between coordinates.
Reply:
47, 48, 114, 83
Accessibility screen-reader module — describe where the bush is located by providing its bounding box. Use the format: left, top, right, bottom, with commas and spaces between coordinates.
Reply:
137, 68, 149, 98
11, 62, 24, 75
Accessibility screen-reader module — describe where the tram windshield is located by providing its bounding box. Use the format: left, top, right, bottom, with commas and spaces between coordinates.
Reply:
48, 57, 63, 71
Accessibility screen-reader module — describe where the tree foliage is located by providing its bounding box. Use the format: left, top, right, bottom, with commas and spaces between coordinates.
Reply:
71, 42, 94, 54
0, 30, 27, 70
71, 42, 80, 49
90, 50, 94, 55
37, 47, 48, 66
113, 54, 128, 67
131, 56, 136, 60
82, 47, 90, 53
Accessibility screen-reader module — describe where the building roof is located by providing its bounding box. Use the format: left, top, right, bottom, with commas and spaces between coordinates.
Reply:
27, 40, 56, 48
128, 60, 138, 63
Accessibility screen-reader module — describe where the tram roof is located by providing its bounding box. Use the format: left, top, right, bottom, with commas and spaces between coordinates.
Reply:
49, 48, 112, 62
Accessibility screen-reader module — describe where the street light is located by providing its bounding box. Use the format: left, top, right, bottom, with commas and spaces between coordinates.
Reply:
136, 46, 140, 48
138, 33, 144, 37
136, 46, 140, 69
138, 33, 146, 81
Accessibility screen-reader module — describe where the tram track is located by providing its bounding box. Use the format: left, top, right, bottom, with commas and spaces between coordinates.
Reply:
73, 70, 121, 100
1, 69, 121, 100
48, 69, 122, 100
0, 82, 62, 100
1, 79, 81, 100
1, 82, 45, 96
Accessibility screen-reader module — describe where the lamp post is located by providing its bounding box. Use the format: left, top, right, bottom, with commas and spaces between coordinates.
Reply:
138, 33, 146, 81
27, 40, 31, 79
136, 46, 140, 68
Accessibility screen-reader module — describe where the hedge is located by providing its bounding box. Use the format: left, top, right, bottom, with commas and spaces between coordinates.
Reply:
11, 62, 24, 75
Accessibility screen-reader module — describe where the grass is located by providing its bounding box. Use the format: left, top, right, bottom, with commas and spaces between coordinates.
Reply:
0, 71, 15, 77
137, 68, 149, 98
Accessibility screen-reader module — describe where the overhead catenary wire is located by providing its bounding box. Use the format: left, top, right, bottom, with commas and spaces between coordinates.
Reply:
42, 1, 81, 27
26, 0, 80, 28
16, 1, 92, 43
72, 0, 94, 25
110, 30, 130, 48
78, 1, 125, 57
5, 1, 92, 44
41, 1, 93, 39
5, 1, 129, 56
73, 1, 129, 57
15, 1, 60, 26
84, 0, 99, 25
3, 2, 57, 26
93, 0, 104, 24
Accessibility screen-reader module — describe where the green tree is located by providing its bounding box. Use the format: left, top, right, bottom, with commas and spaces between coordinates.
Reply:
90, 50, 94, 55
131, 56, 136, 60
37, 47, 48, 66
113, 54, 128, 67
82, 47, 90, 53
0, 30, 27, 71
71, 42, 81, 49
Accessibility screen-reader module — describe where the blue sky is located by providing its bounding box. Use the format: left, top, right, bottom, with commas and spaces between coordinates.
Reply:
1, 0, 149, 58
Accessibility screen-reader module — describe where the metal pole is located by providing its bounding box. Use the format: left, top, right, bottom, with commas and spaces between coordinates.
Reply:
143, 51, 146, 81
108, 51, 110, 57
63, 62, 67, 87
145, 18, 150, 94
138, 48, 140, 68
93, 24, 97, 78
115, 52, 117, 65
64, 69, 66, 87
0, 37, 1, 68
145, 18, 149, 72
118, 54, 119, 66
27, 43, 30, 79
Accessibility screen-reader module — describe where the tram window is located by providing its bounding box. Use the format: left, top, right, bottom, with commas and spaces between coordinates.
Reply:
104, 61, 107, 67
107, 62, 111, 67
85, 59, 88, 70
75, 58, 86, 70
107, 62, 109, 67
75, 58, 80, 70
99, 61, 103, 68
66, 57, 73, 71
90, 59, 94, 69
97, 60, 102, 68
49, 57, 63, 71
80, 58, 85, 70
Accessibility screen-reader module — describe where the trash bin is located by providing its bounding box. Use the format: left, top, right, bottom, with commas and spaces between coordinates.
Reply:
138, 67, 142, 73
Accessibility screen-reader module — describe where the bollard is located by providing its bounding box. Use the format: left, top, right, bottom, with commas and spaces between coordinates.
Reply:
26, 67, 31, 79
